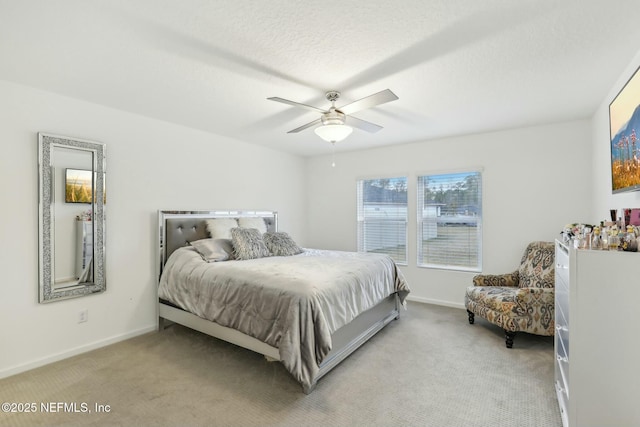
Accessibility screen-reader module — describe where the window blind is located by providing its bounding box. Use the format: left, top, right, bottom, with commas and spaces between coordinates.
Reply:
357, 177, 407, 264
417, 171, 482, 271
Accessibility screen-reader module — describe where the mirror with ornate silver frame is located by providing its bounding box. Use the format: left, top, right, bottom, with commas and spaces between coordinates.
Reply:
38, 133, 106, 303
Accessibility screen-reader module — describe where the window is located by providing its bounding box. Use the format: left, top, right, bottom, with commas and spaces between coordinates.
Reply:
417, 171, 482, 271
357, 177, 407, 264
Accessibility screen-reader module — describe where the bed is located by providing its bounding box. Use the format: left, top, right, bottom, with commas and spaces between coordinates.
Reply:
157, 210, 410, 393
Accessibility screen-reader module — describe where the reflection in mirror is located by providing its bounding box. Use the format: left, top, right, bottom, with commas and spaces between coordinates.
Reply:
39, 133, 106, 303
54, 148, 93, 287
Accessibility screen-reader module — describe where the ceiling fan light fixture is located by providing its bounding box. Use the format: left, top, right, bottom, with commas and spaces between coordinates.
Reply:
268, 88, 398, 142
314, 124, 353, 143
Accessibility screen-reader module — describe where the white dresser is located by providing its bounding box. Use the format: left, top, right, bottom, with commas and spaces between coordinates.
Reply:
75, 220, 93, 279
554, 240, 639, 427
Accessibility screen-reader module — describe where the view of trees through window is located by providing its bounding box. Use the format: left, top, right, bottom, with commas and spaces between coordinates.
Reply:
357, 177, 408, 264
357, 172, 481, 271
418, 171, 482, 271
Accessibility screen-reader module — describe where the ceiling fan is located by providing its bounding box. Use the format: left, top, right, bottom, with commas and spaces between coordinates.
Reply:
267, 89, 398, 143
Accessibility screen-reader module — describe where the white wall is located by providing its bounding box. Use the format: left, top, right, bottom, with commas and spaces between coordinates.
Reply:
591, 48, 640, 218
305, 121, 592, 307
0, 80, 306, 378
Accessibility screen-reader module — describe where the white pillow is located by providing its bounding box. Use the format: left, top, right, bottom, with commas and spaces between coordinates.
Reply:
238, 217, 267, 234
205, 218, 238, 239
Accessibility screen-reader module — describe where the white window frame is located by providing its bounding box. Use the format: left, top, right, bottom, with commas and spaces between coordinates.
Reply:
357, 176, 408, 265
417, 169, 482, 272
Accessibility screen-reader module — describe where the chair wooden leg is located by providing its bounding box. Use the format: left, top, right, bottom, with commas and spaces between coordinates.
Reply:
505, 330, 516, 348
467, 310, 475, 324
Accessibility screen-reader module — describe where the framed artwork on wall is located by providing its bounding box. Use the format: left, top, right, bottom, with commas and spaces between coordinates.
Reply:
609, 65, 640, 194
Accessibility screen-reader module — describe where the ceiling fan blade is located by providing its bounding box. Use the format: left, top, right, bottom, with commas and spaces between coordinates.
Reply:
346, 115, 383, 133
287, 118, 322, 133
267, 97, 326, 113
338, 89, 398, 115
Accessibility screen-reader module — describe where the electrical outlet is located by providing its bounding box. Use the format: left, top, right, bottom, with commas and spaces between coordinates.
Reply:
78, 309, 88, 323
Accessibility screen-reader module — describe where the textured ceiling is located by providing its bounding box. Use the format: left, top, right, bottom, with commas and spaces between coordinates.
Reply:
2, 0, 640, 156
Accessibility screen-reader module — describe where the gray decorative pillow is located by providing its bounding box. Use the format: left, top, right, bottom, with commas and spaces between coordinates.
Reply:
190, 238, 234, 262
263, 232, 303, 256
230, 228, 271, 260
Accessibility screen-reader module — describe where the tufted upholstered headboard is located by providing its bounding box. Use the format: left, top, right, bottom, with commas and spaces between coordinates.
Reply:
157, 210, 278, 280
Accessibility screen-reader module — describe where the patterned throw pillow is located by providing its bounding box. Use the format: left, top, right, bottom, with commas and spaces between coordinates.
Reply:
263, 232, 303, 256
230, 228, 271, 260
190, 238, 234, 262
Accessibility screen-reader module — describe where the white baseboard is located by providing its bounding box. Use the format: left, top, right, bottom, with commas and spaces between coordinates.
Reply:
0, 325, 157, 380
406, 295, 465, 310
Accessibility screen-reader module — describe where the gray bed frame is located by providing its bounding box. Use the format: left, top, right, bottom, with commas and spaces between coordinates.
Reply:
157, 209, 401, 393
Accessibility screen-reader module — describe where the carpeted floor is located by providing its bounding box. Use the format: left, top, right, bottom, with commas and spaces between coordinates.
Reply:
0, 303, 561, 427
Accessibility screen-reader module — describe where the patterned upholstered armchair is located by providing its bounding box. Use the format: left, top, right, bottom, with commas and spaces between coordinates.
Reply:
464, 241, 555, 348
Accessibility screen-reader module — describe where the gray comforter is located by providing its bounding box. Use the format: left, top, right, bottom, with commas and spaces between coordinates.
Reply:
158, 247, 410, 390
